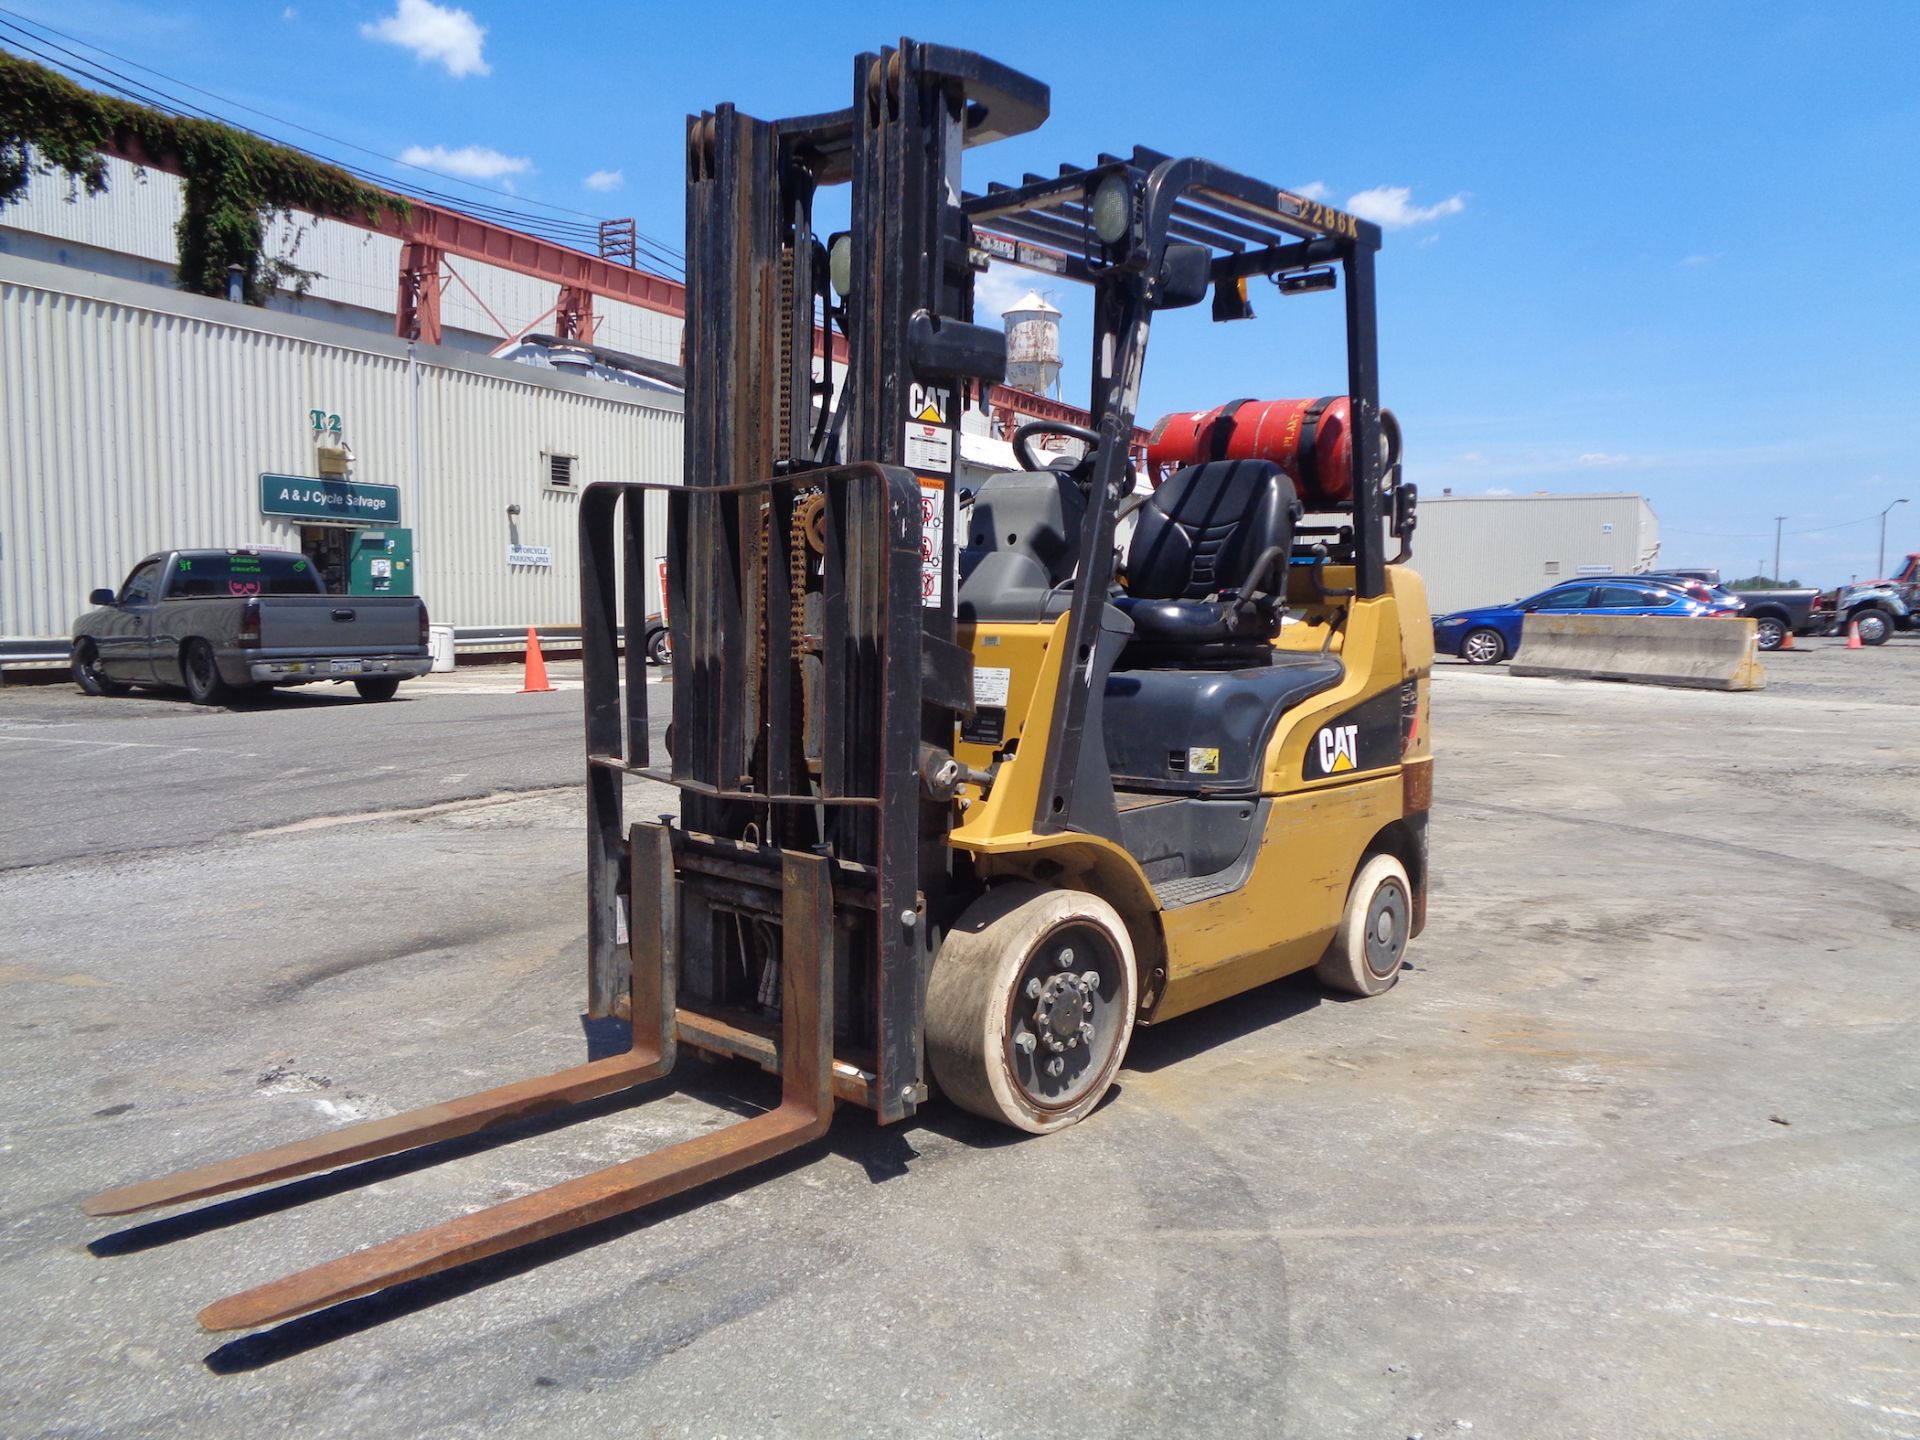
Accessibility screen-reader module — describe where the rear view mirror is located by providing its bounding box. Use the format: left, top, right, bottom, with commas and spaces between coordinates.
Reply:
89, 588, 116, 606
1155, 243, 1212, 310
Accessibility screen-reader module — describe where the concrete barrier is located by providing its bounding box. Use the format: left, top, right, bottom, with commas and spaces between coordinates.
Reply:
1512, 615, 1765, 691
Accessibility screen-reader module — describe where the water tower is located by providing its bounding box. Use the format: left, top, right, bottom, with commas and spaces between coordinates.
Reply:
1002, 290, 1062, 398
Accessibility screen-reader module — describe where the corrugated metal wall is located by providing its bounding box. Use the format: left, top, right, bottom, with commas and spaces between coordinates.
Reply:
1410, 494, 1662, 614
0, 156, 681, 361
1, 254, 682, 639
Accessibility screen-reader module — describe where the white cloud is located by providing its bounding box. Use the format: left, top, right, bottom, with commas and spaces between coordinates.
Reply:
1344, 185, 1466, 229
583, 168, 624, 193
282, 6, 298, 19
398, 143, 529, 180
1677, 252, 1723, 267
1576, 452, 1631, 468
974, 263, 1049, 321
1482, 487, 1515, 496
1293, 181, 1331, 202
1457, 451, 1488, 466
361, 0, 489, 78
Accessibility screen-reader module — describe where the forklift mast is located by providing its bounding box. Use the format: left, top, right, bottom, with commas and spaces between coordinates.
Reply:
580, 41, 1048, 1124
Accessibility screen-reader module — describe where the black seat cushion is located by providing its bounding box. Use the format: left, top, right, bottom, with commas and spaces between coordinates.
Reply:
1117, 460, 1297, 663
1112, 594, 1275, 647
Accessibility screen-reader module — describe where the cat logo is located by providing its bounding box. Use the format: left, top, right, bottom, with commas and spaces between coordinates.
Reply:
909, 383, 950, 425
1316, 723, 1359, 774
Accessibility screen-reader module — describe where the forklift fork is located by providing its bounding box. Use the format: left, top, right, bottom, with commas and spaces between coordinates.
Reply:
84, 833, 836, 1333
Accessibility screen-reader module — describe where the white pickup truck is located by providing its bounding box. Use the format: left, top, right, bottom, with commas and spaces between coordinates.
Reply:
70, 548, 432, 704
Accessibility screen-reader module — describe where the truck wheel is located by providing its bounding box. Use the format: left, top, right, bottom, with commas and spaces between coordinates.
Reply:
1315, 853, 1412, 998
181, 640, 230, 706
925, 884, 1137, 1135
1461, 627, 1506, 665
71, 643, 128, 697
1752, 616, 1786, 650
1855, 610, 1892, 646
354, 677, 402, 701
645, 626, 672, 666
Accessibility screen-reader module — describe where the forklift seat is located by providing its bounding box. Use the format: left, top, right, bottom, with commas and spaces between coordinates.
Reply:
1115, 459, 1299, 667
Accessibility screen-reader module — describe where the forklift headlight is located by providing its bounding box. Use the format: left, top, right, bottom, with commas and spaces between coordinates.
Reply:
828, 233, 853, 299
1090, 174, 1132, 247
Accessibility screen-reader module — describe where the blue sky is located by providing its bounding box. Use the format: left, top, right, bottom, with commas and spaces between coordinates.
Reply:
8, 0, 1918, 582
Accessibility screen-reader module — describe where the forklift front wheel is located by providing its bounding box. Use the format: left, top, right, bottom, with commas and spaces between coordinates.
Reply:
925, 885, 1137, 1135
1315, 853, 1412, 998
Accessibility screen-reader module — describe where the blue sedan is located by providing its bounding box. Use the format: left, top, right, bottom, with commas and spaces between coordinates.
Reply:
1433, 579, 1739, 665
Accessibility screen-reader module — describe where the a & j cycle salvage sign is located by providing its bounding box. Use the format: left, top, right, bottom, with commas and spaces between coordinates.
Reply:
259, 474, 402, 524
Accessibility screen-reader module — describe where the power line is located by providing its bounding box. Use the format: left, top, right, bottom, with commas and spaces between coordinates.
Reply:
0, 12, 684, 273
1664, 513, 1883, 540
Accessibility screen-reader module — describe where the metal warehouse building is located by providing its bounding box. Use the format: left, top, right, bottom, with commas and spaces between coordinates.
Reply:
1, 253, 681, 644
1411, 491, 1661, 615
1, 153, 1112, 656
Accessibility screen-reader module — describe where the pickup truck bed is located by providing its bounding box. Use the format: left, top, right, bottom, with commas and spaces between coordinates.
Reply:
72, 548, 431, 704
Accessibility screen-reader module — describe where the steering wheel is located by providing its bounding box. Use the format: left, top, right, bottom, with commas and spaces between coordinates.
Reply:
1013, 419, 1103, 473
1012, 419, 1139, 505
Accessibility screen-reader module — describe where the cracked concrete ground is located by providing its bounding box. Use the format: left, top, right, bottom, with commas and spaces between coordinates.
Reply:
0, 640, 1915, 1438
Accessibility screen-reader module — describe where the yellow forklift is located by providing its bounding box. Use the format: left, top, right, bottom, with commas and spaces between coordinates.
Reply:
84, 38, 1431, 1329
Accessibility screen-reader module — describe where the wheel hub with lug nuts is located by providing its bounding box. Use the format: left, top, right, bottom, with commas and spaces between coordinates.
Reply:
1029, 968, 1100, 1055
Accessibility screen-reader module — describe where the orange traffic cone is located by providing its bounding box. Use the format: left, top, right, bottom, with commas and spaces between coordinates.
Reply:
1779, 629, 1794, 650
519, 627, 555, 692
1846, 619, 1863, 650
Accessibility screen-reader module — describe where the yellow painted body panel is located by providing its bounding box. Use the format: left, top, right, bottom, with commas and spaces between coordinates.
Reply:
949, 560, 1430, 1026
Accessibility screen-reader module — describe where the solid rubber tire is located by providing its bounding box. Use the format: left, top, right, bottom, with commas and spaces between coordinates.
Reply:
925, 884, 1137, 1135
1315, 853, 1412, 997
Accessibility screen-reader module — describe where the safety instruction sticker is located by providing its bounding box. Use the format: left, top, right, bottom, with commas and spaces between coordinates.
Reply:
906, 422, 953, 475
919, 479, 947, 608
1187, 747, 1221, 775
973, 666, 1011, 707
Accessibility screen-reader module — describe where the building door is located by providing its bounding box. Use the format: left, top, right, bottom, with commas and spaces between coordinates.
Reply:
299, 526, 353, 594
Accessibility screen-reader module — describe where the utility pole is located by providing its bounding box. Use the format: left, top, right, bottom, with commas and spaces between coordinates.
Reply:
1879, 498, 1909, 579
1773, 516, 1785, 584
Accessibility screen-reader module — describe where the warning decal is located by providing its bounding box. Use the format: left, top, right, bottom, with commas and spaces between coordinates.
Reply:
905, 422, 953, 475
919, 479, 947, 609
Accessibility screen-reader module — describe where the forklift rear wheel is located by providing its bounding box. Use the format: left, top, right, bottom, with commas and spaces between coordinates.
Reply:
925, 884, 1137, 1135
1315, 853, 1412, 998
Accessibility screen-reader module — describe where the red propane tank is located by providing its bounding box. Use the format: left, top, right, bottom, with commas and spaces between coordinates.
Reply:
1145, 397, 1398, 508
